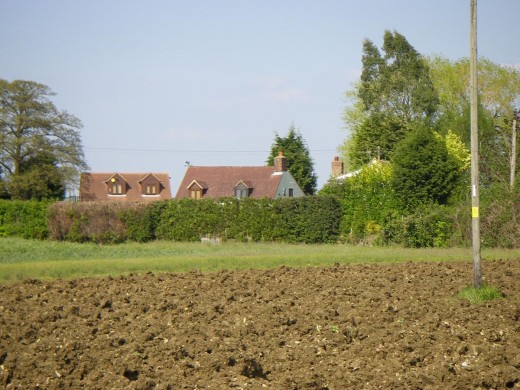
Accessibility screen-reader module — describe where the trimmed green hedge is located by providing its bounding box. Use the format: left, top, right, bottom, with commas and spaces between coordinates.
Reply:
47, 196, 343, 244
0, 199, 52, 239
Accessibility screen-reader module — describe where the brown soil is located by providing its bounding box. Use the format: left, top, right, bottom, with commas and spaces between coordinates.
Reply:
1, 260, 519, 389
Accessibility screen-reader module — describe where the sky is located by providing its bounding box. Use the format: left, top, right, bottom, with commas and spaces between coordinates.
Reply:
2, 0, 520, 193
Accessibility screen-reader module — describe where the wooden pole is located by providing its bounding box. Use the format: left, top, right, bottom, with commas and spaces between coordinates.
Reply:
470, 0, 482, 288
511, 118, 517, 189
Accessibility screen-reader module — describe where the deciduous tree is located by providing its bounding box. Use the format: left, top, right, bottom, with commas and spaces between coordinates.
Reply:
0, 79, 88, 199
342, 30, 438, 167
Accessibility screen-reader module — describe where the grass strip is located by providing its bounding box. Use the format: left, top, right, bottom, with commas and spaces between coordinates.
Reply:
1, 237, 520, 284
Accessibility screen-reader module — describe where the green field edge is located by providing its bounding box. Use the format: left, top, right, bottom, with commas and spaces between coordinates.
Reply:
1, 237, 520, 284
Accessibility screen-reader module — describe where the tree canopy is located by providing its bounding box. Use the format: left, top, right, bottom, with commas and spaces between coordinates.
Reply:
342, 30, 438, 168
427, 56, 520, 187
0, 79, 88, 199
266, 125, 317, 195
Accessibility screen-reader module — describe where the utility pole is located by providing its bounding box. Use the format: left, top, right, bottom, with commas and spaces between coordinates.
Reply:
470, 0, 482, 288
511, 116, 517, 190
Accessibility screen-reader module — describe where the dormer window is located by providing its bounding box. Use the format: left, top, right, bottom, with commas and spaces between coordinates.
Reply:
139, 174, 162, 196
111, 181, 123, 194
187, 180, 207, 200
106, 174, 128, 195
234, 180, 252, 199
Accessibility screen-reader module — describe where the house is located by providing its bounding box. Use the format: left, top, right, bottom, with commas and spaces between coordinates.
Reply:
330, 157, 389, 181
175, 152, 305, 199
79, 172, 172, 202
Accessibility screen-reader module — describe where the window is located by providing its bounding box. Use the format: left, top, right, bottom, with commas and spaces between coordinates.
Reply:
107, 175, 127, 195
111, 182, 123, 194
190, 189, 202, 199
235, 188, 249, 199
234, 181, 251, 199
145, 184, 157, 195
288, 188, 294, 197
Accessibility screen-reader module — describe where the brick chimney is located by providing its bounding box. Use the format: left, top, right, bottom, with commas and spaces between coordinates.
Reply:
274, 150, 287, 172
331, 156, 344, 177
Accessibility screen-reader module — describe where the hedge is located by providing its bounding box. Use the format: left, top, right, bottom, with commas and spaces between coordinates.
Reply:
47, 196, 343, 244
0, 199, 52, 239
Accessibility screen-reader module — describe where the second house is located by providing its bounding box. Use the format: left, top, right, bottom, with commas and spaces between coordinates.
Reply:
175, 152, 304, 199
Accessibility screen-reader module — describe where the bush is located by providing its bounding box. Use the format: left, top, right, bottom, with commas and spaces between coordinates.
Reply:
479, 185, 520, 248
320, 160, 397, 244
48, 202, 155, 243
382, 204, 457, 248
391, 126, 461, 212
0, 199, 52, 239
155, 196, 342, 244
48, 196, 343, 244
155, 198, 239, 242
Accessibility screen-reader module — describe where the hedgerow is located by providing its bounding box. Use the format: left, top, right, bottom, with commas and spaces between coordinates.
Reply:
0, 199, 52, 239
47, 196, 343, 244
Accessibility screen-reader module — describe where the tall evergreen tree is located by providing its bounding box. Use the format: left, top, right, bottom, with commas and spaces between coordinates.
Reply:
267, 125, 317, 195
390, 126, 460, 212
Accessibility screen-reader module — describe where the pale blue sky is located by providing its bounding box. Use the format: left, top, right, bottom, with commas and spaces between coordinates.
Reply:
2, 0, 519, 191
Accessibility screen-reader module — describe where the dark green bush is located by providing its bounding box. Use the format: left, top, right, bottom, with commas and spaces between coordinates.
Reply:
0, 199, 52, 239
155, 198, 239, 241
153, 196, 342, 244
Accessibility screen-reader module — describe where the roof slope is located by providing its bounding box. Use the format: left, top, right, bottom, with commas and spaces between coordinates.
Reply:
175, 166, 283, 199
80, 172, 172, 202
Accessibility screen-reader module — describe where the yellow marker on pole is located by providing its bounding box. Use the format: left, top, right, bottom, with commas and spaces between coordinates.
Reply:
472, 207, 479, 218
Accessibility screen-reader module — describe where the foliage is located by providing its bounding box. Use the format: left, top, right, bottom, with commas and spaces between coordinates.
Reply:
156, 196, 342, 244
382, 204, 457, 248
320, 160, 397, 243
390, 126, 461, 212
457, 285, 503, 304
48, 202, 154, 243
0, 199, 52, 239
7, 151, 65, 200
155, 198, 239, 242
342, 30, 438, 168
479, 184, 520, 248
0, 79, 89, 198
47, 197, 342, 244
267, 125, 318, 195
427, 56, 520, 186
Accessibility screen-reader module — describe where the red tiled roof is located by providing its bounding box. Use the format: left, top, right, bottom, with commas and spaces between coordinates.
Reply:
175, 166, 283, 199
80, 172, 172, 202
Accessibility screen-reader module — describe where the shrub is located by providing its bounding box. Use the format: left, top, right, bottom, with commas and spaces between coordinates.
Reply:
150, 196, 342, 244
48, 202, 154, 243
0, 199, 52, 239
391, 126, 461, 212
479, 185, 520, 248
382, 204, 457, 248
155, 198, 239, 242
320, 160, 397, 244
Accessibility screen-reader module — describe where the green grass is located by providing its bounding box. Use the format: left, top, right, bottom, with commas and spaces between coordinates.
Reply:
1, 237, 520, 284
457, 284, 504, 304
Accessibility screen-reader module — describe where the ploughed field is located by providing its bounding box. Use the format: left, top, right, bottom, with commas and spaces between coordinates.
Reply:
1, 260, 519, 389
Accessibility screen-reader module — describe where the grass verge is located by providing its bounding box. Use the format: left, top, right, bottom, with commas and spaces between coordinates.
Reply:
1, 237, 520, 284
